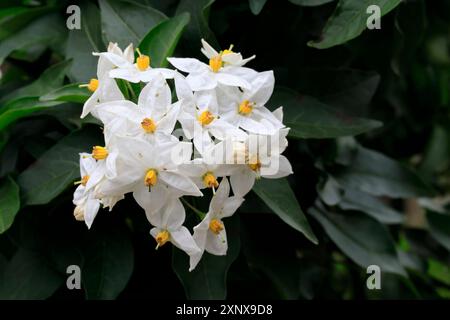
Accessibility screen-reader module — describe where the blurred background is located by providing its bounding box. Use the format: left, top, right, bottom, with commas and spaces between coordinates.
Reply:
0, 0, 449, 300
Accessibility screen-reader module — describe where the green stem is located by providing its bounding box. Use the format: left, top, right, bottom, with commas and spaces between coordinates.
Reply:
181, 197, 206, 220
125, 81, 137, 101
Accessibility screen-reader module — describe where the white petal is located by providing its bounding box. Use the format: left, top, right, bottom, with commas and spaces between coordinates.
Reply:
246, 71, 274, 105
186, 72, 217, 91
210, 178, 230, 213
200, 38, 219, 59
167, 57, 208, 74
205, 228, 227, 256
93, 52, 131, 68
230, 169, 255, 196
262, 155, 293, 179
174, 72, 194, 102
84, 197, 101, 229
159, 171, 203, 196
216, 72, 251, 89
133, 183, 168, 217
171, 226, 201, 258
221, 196, 245, 218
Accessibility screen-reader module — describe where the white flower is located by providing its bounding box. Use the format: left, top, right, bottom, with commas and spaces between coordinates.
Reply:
80, 42, 125, 119
148, 196, 200, 261
174, 73, 247, 153
190, 178, 244, 271
167, 39, 255, 91
72, 153, 122, 228
224, 131, 293, 196
94, 43, 174, 83
217, 71, 284, 135
95, 74, 180, 143
96, 136, 202, 217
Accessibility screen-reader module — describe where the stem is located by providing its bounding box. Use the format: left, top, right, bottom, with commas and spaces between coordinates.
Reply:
181, 197, 206, 220
125, 81, 137, 101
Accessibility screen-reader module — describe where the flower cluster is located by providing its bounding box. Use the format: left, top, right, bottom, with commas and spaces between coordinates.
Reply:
73, 40, 293, 271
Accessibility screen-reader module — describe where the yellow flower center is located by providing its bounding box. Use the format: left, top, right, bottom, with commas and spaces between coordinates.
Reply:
74, 175, 90, 186
209, 55, 222, 73
136, 48, 150, 71
209, 219, 224, 235
198, 110, 215, 126
141, 117, 157, 133
79, 78, 99, 92
144, 169, 158, 187
248, 157, 261, 172
202, 172, 219, 188
222, 44, 234, 55
92, 146, 108, 160
238, 100, 253, 115
155, 230, 170, 248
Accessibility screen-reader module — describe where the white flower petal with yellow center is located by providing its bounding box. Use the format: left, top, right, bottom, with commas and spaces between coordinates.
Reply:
80, 42, 126, 119
174, 73, 247, 154
94, 44, 174, 83
95, 74, 180, 143
148, 196, 200, 260
190, 178, 244, 271
167, 39, 254, 91
96, 136, 202, 217
217, 71, 284, 135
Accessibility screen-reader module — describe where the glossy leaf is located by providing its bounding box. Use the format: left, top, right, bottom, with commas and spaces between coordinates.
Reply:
139, 13, 190, 68
309, 0, 403, 49
40, 83, 90, 104
289, 0, 335, 6
249, 0, 268, 15
269, 87, 382, 139
426, 211, 450, 251
18, 127, 102, 206
310, 205, 406, 276
253, 178, 318, 244
98, 0, 166, 48
0, 176, 20, 234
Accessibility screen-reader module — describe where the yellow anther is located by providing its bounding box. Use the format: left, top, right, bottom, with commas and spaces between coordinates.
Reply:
141, 117, 157, 133
248, 157, 261, 172
155, 230, 170, 249
136, 48, 150, 71
238, 100, 253, 115
222, 44, 234, 55
74, 175, 90, 186
92, 146, 109, 160
144, 169, 158, 187
209, 55, 222, 73
202, 172, 219, 189
198, 110, 215, 126
209, 219, 224, 235
79, 78, 99, 92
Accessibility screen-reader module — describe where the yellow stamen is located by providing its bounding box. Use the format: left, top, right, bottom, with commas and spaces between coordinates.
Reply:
198, 110, 215, 126
144, 169, 158, 187
209, 55, 222, 73
74, 175, 90, 186
136, 48, 150, 71
209, 219, 224, 235
79, 78, 99, 92
141, 117, 157, 133
155, 230, 170, 249
248, 157, 261, 172
202, 172, 219, 189
92, 146, 108, 160
238, 100, 253, 115
222, 44, 234, 55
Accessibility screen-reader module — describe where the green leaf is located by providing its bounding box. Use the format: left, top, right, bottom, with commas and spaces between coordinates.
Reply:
0, 176, 20, 234
0, 98, 64, 132
334, 144, 435, 198
249, 0, 267, 15
309, 205, 406, 276
338, 188, 404, 224
253, 178, 318, 244
0, 248, 63, 299
426, 211, 450, 251
0, 13, 64, 65
172, 215, 240, 299
1, 60, 72, 103
268, 87, 382, 139
428, 258, 450, 286
40, 83, 90, 104
98, 0, 166, 48
308, 0, 403, 49
289, 0, 335, 6
83, 225, 134, 300
175, 0, 218, 47
65, 1, 104, 83
138, 13, 190, 68
18, 127, 102, 206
